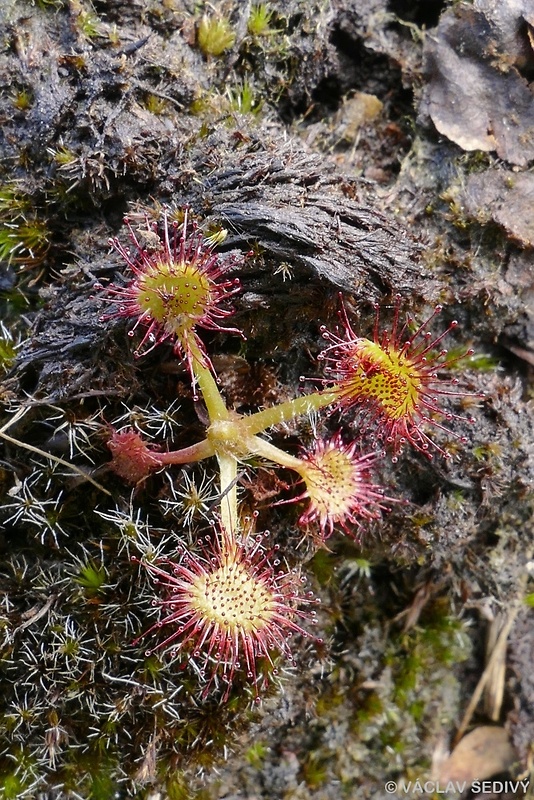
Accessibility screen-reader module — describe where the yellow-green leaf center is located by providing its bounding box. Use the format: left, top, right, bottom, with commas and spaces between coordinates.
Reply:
301, 448, 358, 520
137, 260, 212, 334
346, 339, 422, 420
189, 558, 276, 634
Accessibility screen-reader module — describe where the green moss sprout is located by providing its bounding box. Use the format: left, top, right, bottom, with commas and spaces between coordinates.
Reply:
247, 4, 275, 37
197, 13, 236, 57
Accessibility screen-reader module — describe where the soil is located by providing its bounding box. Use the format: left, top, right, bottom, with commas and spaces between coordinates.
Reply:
0, 1, 532, 799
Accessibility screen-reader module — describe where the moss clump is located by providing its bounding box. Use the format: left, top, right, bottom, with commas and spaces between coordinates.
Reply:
247, 4, 275, 38
197, 14, 236, 57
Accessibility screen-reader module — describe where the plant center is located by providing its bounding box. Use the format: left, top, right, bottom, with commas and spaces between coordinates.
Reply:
302, 448, 358, 519
346, 339, 422, 420
189, 558, 276, 634
137, 260, 212, 333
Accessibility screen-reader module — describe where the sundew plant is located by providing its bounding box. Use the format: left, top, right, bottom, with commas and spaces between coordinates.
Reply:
0, 203, 485, 795
97, 207, 480, 702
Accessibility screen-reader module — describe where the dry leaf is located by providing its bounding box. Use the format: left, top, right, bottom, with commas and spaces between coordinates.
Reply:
421, 3, 534, 166
437, 726, 517, 786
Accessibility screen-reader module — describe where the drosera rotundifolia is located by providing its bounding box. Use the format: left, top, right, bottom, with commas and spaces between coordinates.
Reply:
96, 205, 483, 702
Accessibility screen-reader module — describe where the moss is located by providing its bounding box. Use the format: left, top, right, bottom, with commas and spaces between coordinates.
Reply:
247, 4, 275, 38
197, 14, 236, 57
49, 145, 78, 167
0, 772, 30, 800
32, 0, 65, 8
308, 548, 339, 588
0, 0, 531, 795
71, 0, 103, 40
227, 80, 263, 115
9, 88, 34, 112
0, 219, 50, 264
142, 93, 171, 116
300, 751, 329, 788
0, 326, 18, 374
75, 562, 108, 596
245, 740, 269, 768
387, 605, 471, 714
0, 748, 38, 800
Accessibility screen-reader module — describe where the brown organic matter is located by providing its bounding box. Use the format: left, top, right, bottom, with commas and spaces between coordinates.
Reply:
0, 1, 532, 798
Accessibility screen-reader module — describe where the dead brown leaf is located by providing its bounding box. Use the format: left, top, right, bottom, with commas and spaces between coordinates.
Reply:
421, 2, 534, 166
437, 726, 517, 785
